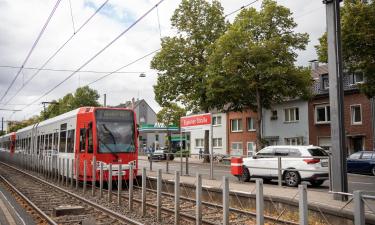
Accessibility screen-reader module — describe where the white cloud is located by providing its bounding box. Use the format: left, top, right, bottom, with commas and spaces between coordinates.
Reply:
0, 0, 326, 125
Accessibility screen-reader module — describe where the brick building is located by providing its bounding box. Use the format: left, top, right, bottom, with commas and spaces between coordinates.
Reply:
227, 110, 257, 156
308, 64, 375, 154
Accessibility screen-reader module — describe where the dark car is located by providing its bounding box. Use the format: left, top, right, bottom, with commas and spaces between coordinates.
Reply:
347, 151, 375, 176
148, 149, 174, 161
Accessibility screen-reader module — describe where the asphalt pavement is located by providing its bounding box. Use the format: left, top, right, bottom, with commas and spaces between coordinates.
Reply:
138, 157, 375, 193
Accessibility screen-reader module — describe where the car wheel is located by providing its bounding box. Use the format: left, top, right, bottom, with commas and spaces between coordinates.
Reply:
169, 155, 174, 161
240, 166, 251, 182
310, 180, 324, 187
284, 171, 301, 187
372, 166, 375, 176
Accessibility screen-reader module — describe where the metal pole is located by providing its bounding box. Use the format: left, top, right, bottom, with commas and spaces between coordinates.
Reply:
99, 163, 103, 199
354, 191, 365, 225
157, 169, 162, 222
166, 159, 169, 174
66, 159, 69, 186
150, 156, 153, 171
180, 130, 183, 174
104, 93, 107, 107
324, 0, 348, 201
196, 173, 202, 225
129, 164, 133, 211
83, 160, 87, 193
278, 157, 282, 187
185, 155, 189, 176
223, 176, 229, 225
209, 123, 213, 180
58, 158, 61, 184
62, 158, 65, 185
299, 184, 308, 225
108, 164, 112, 202
142, 167, 146, 217
117, 164, 122, 205
174, 171, 180, 225
256, 179, 264, 225
92, 156, 96, 196
75, 157, 79, 190
70, 159, 74, 188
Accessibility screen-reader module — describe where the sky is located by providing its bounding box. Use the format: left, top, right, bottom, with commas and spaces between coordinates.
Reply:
0, 0, 326, 129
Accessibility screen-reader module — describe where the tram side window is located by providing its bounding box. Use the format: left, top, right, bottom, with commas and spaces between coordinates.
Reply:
47, 134, 52, 150
37, 136, 40, 154
59, 123, 67, 153
53, 132, 58, 150
88, 124, 93, 153
80, 128, 86, 153
67, 130, 75, 153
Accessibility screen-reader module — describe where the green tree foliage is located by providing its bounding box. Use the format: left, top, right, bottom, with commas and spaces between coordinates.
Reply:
315, 1, 375, 97
157, 103, 186, 152
8, 116, 40, 133
207, 0, 312, 150
41, 86, 100, 119
151, 0, 226, 161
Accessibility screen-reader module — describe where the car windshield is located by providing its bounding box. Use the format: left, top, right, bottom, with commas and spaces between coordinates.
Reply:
96, 109, 135, 153
308, 148, 328, 156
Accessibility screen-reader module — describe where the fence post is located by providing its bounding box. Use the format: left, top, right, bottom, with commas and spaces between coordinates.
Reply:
62, 158, 65, 185
299, 184, 308, 225
92, 156, 96, 196
166, 159, 169, 174
185, 155, 189, 176
223, 176, 229, 225
175, 171, 180, 225
256, 179, 264, 225
278, 156, 282, 187
66, 159, 69, 186
83, 160, 87, 193
196, 173, 202, 225
99, 162, 103, 199
142, 167, 146, 217
129, 164, 133, 211
117, 164, 122, 206
149, 156, 153, 171
58, 158, 61, 184
75, 158, 79, 190
157, 169, 162, 222
108, 164, 112, 202
354, 191, 365, 225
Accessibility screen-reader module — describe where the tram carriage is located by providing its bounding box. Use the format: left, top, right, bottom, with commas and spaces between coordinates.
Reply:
0, 107, 138, 181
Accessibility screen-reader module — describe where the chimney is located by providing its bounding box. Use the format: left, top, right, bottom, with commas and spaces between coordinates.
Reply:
309, 60, 319, 71
132, 97, 135, 109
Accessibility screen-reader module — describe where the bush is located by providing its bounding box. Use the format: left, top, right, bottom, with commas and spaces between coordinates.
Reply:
174, 150, 190, 157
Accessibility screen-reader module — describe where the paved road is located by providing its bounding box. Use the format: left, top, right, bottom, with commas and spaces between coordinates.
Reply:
138, 158, 375, 193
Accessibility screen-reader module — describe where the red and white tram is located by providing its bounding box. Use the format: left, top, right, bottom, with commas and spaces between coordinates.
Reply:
0, 107, 138, 181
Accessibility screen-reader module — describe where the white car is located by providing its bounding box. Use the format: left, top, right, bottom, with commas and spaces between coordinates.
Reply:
241, 145, 329, 187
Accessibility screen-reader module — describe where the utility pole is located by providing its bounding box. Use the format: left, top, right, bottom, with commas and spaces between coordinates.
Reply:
103, 94, 107, 107
1, 117, 3, 133
324, 0, 348, 201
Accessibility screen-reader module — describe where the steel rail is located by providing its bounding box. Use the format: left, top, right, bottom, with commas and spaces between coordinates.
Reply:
0, 162, 144, 225
0, 174, 58, 225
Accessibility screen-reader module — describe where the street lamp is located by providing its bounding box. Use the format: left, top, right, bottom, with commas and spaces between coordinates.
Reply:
139, 73, 146, 78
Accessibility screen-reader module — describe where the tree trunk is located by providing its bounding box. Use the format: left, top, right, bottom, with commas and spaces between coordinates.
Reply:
203, 108, 210, 163
255, 88, 263, 152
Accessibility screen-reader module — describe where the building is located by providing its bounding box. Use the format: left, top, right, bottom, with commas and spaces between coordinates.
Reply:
189, 111, 227, 157
227, 110, 257, 156
262, 99, 310, 146
308, 64, 375, 153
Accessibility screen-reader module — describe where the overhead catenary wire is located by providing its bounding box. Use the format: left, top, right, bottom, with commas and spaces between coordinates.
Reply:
3, 0, 110, 106
225, 0, 260, 18
0, 0, 63, 104
19, 0, 166, 111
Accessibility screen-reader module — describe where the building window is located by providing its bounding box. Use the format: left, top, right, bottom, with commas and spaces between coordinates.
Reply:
271, 110, 278, 120
247, 142, 255, 156
231, 119, 242, 132
350, 72, 364, 85
284, 107, 299, 122
351, 105, 362, 125
322, 74, 329, 90
247, 117, 255, 131
195, 139, 204, 148
315, 105, 330, 123
212, 115, 222, 126
231, 142, 243, 156
66, 130, 75, 153
213, 138, 222, 148
155, 134, 159, 141
285, 137, 303, 145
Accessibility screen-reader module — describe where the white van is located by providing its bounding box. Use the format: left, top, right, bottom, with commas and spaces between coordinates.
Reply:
241, 145, 329, 187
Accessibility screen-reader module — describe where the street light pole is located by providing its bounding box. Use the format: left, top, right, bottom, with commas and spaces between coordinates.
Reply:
324, 0, 348, 201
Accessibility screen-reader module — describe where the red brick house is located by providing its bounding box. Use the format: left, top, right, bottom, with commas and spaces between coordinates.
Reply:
227, 110, 257, 156
308, 64, 374, 154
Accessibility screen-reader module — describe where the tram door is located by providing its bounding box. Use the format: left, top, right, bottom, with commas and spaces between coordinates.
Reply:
76, 115, 95, 181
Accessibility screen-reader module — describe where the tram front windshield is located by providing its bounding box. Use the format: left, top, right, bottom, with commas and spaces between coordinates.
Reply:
96, 109, 135, 153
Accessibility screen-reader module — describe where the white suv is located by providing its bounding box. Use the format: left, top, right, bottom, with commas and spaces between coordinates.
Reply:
241, 145, 329, 187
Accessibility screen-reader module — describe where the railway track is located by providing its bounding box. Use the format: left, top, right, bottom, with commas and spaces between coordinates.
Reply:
0, 162, 143, 225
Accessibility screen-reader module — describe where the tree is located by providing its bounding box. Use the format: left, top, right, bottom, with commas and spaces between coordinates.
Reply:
315, 1, 375, 97
157, 103, 186, 152
151, 0, 226, 162
207, 0, 312, 150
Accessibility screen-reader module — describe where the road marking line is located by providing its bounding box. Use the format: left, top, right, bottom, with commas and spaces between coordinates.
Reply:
0, 191, 17, 225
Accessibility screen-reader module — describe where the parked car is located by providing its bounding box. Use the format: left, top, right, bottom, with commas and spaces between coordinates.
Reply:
148, 148, 175, 161
241, 145, 329, 187
347, 151, 375, 176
